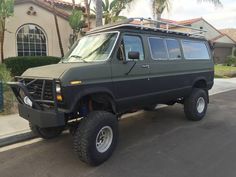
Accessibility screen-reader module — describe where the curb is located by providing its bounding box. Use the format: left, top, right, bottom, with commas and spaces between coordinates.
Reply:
0, 131, 36, 147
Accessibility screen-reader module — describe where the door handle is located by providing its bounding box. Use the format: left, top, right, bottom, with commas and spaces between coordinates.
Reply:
141, 64, 150, 69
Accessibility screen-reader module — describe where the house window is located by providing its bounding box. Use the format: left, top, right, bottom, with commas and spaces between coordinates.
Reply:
17, 24, 47, 56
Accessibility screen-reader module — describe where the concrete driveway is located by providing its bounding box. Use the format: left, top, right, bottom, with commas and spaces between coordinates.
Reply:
0, 90, 236, 177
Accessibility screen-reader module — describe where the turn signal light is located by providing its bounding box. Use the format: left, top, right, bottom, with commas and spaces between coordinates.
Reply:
70, 80, 82, 85
57, 95, 63, 102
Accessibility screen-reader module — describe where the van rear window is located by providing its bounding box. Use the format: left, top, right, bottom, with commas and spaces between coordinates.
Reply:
182, 40, 210, 60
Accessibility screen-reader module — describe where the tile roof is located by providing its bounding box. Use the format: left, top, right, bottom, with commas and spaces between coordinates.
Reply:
220, 28, 236, 43
15, 0, 85, 20
176, 18, 202, 25
44, 0, 83, 9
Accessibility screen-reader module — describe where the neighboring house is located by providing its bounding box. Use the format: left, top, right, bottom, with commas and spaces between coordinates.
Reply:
220, 28, 236, 47
1, 0, 85, 59
166, 18, 236, 64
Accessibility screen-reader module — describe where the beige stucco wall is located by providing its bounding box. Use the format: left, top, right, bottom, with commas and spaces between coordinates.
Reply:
172, 20, 222, 40
172, 20, 235, 41
2, 2, 73, 59
191, 20, 221, 40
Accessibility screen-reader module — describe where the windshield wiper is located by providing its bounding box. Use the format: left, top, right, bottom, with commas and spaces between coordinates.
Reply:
69, 55, 88, 63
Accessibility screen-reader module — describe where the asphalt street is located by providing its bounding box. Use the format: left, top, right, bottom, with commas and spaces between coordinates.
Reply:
0, 90, 236, 177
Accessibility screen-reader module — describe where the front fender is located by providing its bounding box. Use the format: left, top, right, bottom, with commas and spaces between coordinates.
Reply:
62, 85, 116, 113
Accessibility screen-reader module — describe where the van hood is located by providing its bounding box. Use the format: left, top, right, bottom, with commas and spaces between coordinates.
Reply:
22, 63, 92, 79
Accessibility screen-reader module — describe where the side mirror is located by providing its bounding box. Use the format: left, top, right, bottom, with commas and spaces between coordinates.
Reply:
128, 51, 140, 60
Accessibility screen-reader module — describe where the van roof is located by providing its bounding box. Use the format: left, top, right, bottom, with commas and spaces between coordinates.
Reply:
87, 18, 207, 40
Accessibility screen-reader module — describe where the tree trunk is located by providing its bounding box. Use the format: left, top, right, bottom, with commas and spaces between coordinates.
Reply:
52, 1, 64, 57
72, 0, 75, 9
0, 18, 5, 63
95, 0, 103, 27
156, 12, 162, 21
84, 0, 91, 30
71, 0, 77, 43
155, 10, 162, 28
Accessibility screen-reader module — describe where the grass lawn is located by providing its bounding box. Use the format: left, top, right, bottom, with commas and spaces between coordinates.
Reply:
215, 65, 236, 78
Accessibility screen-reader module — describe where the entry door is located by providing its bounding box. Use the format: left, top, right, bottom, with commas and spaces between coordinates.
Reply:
111, 34, 150, 109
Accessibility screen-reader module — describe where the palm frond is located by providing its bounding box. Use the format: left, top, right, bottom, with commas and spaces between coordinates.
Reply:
69, 10, 85, 31
110, 0, 118, 11
197, 0, 223, 7
0, 0, 14, 18
152, 0, 171, 19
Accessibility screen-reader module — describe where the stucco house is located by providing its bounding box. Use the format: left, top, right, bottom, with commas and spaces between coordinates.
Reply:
220, 28, 236, 46
165, 18, 236, 63
1, 0, 85, 59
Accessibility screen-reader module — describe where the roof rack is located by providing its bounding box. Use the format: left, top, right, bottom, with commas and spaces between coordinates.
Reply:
88, 17, 207, 39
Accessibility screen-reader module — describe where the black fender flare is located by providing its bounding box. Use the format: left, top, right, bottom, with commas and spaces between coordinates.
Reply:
192, 77, 207, 88
69, 87, 117, 114
192, 77, 209, 103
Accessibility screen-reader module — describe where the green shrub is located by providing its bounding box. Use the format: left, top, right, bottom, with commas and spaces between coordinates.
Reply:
0, 64, 16, 114
225, 56, 236, 66
0, 64, 12, 82
4, 56, 61, 76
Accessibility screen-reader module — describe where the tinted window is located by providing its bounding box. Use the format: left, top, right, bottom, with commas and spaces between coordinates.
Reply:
182, 40, 210, 59
166, 39, 182, 59
148, 38, 168, 60
123, 35, 144, 60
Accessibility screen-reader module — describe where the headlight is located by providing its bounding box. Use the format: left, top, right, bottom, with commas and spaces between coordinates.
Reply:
56, 83, 61, 93
55, 82, 63, 102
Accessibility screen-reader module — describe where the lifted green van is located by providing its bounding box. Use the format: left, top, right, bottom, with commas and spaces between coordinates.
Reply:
9, 18, 214, 166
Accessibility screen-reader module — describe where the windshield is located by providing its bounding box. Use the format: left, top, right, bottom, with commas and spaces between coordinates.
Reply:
63, 32, 119, 63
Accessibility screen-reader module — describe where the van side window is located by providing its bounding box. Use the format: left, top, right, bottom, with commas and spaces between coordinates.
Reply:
166, 39, 182, 59
182, 40, 210, 60
148, 37, 168, 60
123, 35, 144, 61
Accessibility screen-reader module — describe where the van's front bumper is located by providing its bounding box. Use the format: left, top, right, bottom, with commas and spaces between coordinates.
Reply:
8, 80, 66, 128
18, 103, 65, 128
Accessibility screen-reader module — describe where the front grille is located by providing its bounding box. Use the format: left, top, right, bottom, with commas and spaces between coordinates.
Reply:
20, 78, 54, 102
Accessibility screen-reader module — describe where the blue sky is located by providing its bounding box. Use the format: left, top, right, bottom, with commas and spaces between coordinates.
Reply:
121, 0, 236, 29
74, 0, 236, 29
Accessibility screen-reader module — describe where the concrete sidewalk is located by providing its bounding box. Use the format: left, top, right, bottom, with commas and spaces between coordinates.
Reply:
0, 78, 236, 147
210, 78, 236, 95
0, 114, 35, 147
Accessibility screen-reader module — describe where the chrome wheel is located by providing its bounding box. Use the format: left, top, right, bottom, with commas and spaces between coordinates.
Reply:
96, 126, 113, 153
196, 97, 205, 113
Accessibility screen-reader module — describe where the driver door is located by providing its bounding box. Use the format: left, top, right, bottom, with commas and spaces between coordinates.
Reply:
111, 34, 150, 110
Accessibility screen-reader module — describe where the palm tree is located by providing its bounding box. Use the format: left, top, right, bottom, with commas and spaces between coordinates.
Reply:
95, 0, 103, 26
152, 0, 170, 21
0, 0, 14, 63
95, 0, 127, 24
84, 0, 92, 30
94, 0, 135, 26
52, 0, 64, 57
69, 9, 85, 45
152, 0, 222, 21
